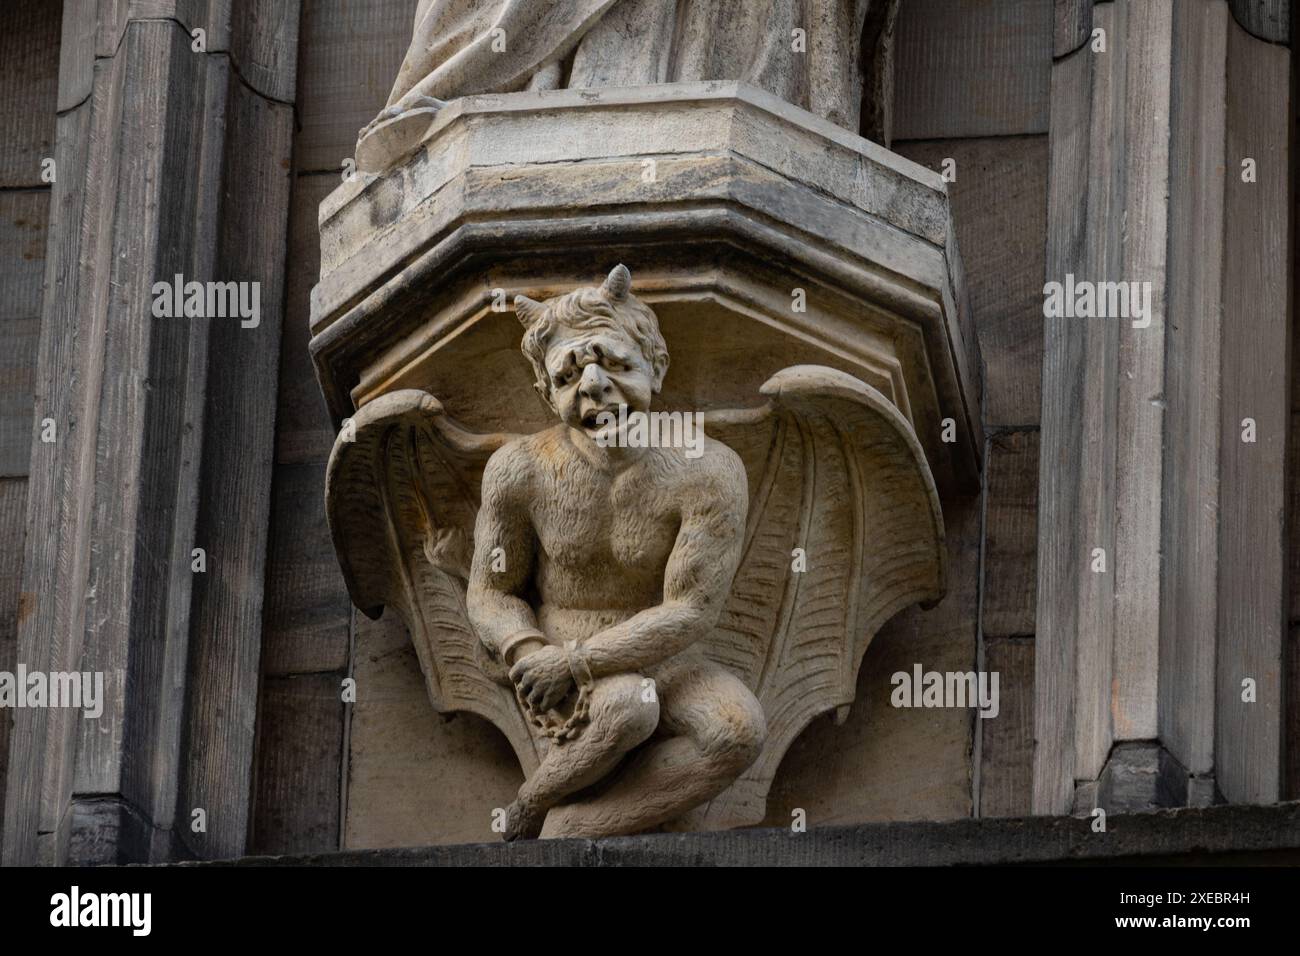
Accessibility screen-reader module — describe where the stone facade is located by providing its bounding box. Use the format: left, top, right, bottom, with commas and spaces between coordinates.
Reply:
0, 0, 1294, 863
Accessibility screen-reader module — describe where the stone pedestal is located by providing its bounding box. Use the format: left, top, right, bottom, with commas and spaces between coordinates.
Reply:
310, 82, 982, 497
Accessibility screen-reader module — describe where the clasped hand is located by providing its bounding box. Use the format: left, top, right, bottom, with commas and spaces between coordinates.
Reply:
509, 644, 573, 713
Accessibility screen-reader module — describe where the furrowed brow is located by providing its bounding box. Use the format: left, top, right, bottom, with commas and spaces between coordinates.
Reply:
549, 349, 577, 377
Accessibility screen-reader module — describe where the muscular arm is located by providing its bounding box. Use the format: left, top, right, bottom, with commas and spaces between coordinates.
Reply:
466, 443, 543, 664
581, 448, 749, 678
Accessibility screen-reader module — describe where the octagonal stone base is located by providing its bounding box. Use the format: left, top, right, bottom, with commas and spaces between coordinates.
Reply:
310, 81, 982, 494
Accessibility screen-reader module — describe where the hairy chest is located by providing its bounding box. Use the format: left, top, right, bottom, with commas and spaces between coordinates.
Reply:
530, 473, 682, 577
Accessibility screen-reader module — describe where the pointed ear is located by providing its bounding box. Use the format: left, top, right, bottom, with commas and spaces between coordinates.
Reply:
651, 353, 668, 393
602, 264, 631, 301
514, 294, 545, 328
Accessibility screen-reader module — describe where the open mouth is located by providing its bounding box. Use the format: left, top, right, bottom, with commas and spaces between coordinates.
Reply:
580, 406, 617, 431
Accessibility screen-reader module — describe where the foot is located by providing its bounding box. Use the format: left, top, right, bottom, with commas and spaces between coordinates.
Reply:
358, 94, 446, 138
503, 796, 547, 842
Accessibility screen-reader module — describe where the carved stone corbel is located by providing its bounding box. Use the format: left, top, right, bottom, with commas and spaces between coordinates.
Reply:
314, 83, 980, 837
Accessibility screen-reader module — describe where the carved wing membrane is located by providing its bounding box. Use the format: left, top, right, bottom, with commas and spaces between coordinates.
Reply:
325, 390, 541, 773
692, 365, 946, 828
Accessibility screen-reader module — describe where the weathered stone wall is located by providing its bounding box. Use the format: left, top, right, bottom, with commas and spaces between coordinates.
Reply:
891, 0, 1048, 819
0, 0, 1293, 863
0, 0, 61, 862
2, 0, 298, 865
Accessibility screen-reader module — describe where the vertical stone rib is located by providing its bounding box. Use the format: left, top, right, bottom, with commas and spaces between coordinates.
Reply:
1038, 0, 1289, 813
2, 2, 299, 865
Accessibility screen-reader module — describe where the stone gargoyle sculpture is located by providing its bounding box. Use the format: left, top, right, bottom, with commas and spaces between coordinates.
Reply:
325, 265, 944, 839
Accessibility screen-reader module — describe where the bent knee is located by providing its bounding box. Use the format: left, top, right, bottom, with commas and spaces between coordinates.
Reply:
590, 674, 659, 748
703, 695, 766, 772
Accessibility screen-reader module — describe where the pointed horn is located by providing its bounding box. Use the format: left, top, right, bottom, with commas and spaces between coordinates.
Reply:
514, 294, 545, 328
602, 264, 631, 301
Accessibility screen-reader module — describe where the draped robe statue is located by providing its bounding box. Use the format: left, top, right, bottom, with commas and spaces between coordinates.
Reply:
357, 0, 898, 170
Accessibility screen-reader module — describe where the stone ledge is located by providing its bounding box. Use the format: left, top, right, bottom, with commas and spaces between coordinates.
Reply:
205, 801, 1300, 866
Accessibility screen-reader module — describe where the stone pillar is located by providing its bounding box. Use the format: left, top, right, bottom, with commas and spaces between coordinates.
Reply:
2, 0, 298, 864
1034, 0, 1291, 814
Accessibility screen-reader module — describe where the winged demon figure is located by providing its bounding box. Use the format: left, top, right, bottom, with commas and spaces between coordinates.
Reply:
325, 264, 945, 839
